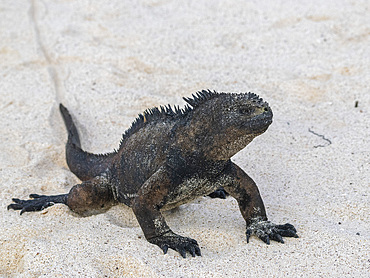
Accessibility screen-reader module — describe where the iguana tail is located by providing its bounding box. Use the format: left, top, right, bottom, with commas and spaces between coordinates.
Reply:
59, 104, 114, 181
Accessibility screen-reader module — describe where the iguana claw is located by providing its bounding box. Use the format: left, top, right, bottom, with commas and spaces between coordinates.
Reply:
7, 194, 67, 214
148, 231, 201, 258
246, 220, 298, 244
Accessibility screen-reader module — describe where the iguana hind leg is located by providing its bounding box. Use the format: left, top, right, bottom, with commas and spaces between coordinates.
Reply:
208, 187, 229, 199
8, 194, 67, 215
8, 175, 116, 215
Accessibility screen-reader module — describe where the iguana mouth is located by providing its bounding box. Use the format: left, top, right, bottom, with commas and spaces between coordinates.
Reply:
241, 108, 273, 134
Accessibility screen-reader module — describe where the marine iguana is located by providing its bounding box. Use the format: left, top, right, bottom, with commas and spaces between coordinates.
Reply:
8, 90, 298, 258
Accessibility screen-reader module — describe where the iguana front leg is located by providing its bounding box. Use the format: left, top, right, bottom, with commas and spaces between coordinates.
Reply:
132, 166, 201, 258
222, 162, 298, 244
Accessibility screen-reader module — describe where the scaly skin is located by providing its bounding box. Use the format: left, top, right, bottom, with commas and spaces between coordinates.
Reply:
8, 90, 298, 258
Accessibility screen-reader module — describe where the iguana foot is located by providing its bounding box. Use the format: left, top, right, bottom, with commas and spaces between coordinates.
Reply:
7, 194, 67, 215
148, 231, 201, 258
246, 220, 298, 244
208, 187, 229, 199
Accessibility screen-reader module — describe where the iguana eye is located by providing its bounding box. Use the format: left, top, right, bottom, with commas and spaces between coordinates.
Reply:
239, 107, 252, 114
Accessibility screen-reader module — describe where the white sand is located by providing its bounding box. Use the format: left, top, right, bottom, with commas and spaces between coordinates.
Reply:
0, 0, 369, 277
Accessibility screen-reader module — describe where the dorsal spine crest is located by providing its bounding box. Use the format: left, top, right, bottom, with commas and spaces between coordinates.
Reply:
120, 90, 219, 145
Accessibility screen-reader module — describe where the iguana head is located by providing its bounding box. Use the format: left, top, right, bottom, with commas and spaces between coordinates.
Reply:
183, 90, 273, 160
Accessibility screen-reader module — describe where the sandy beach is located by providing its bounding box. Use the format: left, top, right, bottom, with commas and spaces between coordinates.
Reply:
0, 0, 369, 277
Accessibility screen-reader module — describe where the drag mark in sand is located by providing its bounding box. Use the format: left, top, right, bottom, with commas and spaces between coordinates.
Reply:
29, 0, 63, 102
